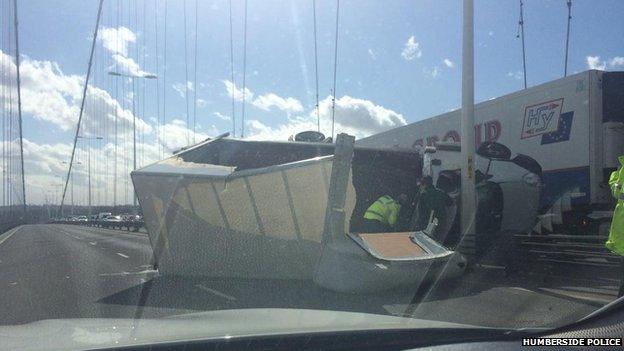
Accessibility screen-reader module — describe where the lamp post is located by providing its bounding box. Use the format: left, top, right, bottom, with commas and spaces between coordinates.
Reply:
108, 71, 157, 211
77, 135, 103, 217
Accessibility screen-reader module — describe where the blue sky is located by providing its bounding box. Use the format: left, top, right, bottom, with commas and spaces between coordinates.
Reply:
4, 0, 624, 204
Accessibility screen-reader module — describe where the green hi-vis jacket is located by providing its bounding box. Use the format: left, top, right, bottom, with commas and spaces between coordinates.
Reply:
606, 155, 624, 256
364, 195, 401, 227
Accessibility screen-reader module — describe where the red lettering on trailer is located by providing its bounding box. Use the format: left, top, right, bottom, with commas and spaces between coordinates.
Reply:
410, 119, 502, 149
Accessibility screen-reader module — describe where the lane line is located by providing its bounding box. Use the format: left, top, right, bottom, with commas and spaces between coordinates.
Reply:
195, 284, 237, 301
99, 269, 158, 277
0, 226, 21, 246
116, 252, 130, 259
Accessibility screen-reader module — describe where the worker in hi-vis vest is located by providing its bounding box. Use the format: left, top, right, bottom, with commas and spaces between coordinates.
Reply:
362, 194, 408, 233
605, 155, 624, 297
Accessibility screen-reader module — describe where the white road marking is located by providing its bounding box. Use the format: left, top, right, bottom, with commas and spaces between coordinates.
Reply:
476, 264, 505, 270
99, 269, 158, 277
116, 252, 130, 259
195, 284, 237, 301
510, 287, 533, 293
89, 242, 97, 246
71, 235, 81, 240
0, 226, 21, 246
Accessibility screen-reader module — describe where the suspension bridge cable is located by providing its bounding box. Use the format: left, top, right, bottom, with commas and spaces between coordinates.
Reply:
7, 10, 12, 212
183, 0, 190, 144
517, 0, 527, 89
330, 0, 340, 140
2, 3, 6, 209
228, 0, 236, 137
142, 0, 147, 166
60, 0, 104, 216
7, 5, 12, 213
564, 0, 572, 77
162, 0, 167, 155
241, 0, 248, 138
12, 0, 26, 214
312, 0, 320, 133
104, 0, 111, 206
154, 0, 161, 159
192, 0, 198, 143
113, 0, 120, 208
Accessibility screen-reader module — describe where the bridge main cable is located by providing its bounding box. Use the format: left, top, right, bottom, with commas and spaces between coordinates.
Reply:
59, 0, 104, 217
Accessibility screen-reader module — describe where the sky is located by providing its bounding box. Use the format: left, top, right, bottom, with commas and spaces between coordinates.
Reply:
2, 0, 624, 205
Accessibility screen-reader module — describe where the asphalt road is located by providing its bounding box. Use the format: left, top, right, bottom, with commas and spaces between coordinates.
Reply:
0, 224, 617, 328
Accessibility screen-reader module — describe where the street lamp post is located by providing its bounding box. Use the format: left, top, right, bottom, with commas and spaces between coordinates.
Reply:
77, 135, 102, 217
108, 71, 157, 212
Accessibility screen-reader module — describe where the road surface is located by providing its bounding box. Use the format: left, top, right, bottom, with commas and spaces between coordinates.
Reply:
0, 224, 617, 328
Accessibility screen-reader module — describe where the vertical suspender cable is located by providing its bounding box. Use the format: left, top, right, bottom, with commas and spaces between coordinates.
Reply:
517, 0, 527, 89
192, 0, 198, 143
162, 0, 167, 155
330, 0, 340, 141
228, 0, 236, 137
113, 0, 119, 209
312, 0, 320, 133
183, 0, 190, 145
564, 0, 572, 77
12, 0, 26, 216
142, 0, 146, 167
241, 0, 248, 138
60, 0, 104, 216
154, 0, 161, 159
7, 8, 12, 214
1, 4, 6, 209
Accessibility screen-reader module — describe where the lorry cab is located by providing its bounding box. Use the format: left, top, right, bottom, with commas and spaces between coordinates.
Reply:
419, 141, 542, 255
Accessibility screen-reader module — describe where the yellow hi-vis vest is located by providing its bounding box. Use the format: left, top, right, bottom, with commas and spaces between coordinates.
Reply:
606, 155, 624, 256
363, 195, 401, 227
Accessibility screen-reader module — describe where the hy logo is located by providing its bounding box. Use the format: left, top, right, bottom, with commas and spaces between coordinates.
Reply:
521, 98, 563, 139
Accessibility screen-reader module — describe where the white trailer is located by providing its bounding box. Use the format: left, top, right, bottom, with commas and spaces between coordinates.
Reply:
359, 70, 624, 236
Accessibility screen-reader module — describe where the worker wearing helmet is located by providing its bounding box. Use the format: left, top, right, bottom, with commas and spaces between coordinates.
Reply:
606, 155, 624, 297
362, 194, 408, 233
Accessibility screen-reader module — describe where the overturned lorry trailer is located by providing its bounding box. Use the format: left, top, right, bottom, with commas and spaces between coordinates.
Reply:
131, 135, 466, 292
358, 70, 624, 238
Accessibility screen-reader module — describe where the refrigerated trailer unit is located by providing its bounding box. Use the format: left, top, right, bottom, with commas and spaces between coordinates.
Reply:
358, 70, 624, 236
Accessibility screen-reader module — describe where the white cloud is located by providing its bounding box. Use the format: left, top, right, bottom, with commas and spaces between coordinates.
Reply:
0, 50, 151, 139
443, 58, 454, 68
197, 98, 208, 108
157, 119, 210, 151
223, 79, 253, 102
609, 56, 624, 67
110, 54, 153, 77
507, 70, 523, 80
246, 95, 406, 141
401, 36, 422, 61
586, 56, 606, 70
213, 112, 231, 121
368, 48, 377, 61
222, 80, 304, 114
488, 31, 494, 36
99, 27, 136, 57
423, 66, 440, 78
172, 82, 194, 99
252, 93, 303, 113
